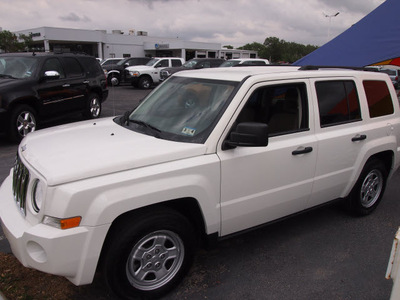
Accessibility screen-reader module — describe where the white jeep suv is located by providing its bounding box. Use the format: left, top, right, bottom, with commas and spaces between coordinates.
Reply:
1, 65, 400, 299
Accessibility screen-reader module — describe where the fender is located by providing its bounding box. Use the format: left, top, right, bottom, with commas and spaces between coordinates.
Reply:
45, 154, 222, 235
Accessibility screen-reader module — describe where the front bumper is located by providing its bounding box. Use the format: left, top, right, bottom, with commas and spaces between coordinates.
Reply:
0, 173, 110, 285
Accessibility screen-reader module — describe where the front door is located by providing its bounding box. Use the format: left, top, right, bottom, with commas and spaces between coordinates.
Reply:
218, 81, 318, 236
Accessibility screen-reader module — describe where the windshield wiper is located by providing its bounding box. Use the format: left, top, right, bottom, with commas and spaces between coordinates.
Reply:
0, 74, 16, 79
130, 119, 162, 136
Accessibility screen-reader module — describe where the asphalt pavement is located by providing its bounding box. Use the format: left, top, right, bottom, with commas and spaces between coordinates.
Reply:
0, 84, 399, 299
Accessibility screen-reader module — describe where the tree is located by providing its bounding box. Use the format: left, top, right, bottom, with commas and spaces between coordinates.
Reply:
240, 36, 318, 63
0, 30, 33, 52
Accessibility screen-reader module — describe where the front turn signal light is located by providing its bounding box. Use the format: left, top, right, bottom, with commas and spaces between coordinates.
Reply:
43, 216, 82, 230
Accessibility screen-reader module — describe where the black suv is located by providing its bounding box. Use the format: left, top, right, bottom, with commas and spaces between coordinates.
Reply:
0, 52, 108, 142
102, 57, 151, 86
159, 58, 224, 81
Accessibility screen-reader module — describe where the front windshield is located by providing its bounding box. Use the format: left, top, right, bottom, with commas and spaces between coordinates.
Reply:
126, 76, 238, 143
116, 59, 129, 66
219, 60, 240, 67
145, 58, 159, 66
0, 56, 38, 79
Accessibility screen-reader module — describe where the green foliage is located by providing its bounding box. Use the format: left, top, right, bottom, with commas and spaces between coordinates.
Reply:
239, 36, 318, 63
223, 45, 234, 49
0, 30, 33, 52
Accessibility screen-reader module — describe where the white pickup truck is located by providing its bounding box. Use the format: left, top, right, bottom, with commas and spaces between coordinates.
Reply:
1, 66, 400, 299
124, 57, 185, 89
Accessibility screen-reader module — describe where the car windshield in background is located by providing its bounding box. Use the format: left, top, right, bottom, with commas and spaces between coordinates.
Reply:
0, 57, 38, 79
380, 69, 397, 76
183, 60, 198, 68
145, 58, 159, 66
219, 60, 241, 67
126, 76, 238, 143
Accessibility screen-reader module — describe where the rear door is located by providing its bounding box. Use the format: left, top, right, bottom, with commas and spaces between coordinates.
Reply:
307, 78, 365, 208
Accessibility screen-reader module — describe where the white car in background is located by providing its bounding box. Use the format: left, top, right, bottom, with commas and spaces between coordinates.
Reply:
219, 58, 270, 67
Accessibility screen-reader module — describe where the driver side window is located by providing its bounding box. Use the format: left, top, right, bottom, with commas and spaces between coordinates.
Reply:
42, 58, 66, 79
236, 83, 309, 136
156, 60, 169, 68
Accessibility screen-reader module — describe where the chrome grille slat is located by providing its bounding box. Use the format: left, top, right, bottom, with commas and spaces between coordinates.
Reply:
12, 153, 30, 215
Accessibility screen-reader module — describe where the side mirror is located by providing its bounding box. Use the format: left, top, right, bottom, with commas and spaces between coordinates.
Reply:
43, 70, 60, 80
224, 122, 269, 149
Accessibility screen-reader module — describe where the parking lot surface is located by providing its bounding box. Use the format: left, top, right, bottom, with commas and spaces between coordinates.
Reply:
0, 84, 399, 299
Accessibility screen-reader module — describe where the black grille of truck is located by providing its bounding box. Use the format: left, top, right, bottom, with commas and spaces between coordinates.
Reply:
12, 153, 30, 215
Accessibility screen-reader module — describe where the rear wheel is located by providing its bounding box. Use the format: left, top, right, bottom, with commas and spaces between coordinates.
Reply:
348, 159, 388, 216
101, 208, 195, 299
83, 93, 101, 119
9, 105, 37, 142
108, 74, 120, 86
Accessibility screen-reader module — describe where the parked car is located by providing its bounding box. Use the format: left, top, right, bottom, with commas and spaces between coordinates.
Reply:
379, 68, 400, 89
1, 66, 400, 299
219, 58, 270, 67
0, 52, 108, 142
100, 58, 123, 66
124, 57, 185, 89
159, 58, 224, 82
102, 57, 151, 86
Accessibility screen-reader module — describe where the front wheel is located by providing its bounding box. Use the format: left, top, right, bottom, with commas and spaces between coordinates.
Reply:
83, 93, 101, 119
8, 105, 37, 142
138, 76, 153, 89
101, 208, 195, 299
348, 159, 388, 216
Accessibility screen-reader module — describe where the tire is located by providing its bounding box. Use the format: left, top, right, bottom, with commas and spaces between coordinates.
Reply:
138, 76, 152, 89
108, 74, 120, 86
8, 104, 37, 142
101, 208, 195, 299
348, 159, 388, 216
83, 93, 102, 119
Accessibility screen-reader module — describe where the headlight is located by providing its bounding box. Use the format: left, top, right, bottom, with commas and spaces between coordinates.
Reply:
31, 179, 44, 213
129, 70, 140, 77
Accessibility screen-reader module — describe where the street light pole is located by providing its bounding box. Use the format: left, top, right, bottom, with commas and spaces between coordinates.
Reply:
323, 12, 340, 41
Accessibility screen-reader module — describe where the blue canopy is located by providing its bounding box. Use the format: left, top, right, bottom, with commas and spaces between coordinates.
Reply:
294, 0, 400, 67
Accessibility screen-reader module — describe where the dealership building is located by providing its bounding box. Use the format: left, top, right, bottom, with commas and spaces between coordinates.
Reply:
13, 27, 258, 61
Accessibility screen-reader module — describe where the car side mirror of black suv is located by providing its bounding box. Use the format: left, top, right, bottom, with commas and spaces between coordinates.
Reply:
43, 70, 61, 80
223, 122, 269, 150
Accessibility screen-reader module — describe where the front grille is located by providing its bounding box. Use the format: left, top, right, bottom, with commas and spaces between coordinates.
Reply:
12, 153, 30, 215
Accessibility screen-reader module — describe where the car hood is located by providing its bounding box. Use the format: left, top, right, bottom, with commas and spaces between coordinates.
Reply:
0, 77, 23, 88
19, 118, 207, 186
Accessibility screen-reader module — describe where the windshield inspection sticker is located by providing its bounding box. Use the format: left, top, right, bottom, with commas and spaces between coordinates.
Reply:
182, 127, 196, 136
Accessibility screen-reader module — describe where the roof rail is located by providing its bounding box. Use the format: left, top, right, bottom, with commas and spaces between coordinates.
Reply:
298, 65, 369, 71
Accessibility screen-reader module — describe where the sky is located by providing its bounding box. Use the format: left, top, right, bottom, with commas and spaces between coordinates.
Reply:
0, 0, 385, 47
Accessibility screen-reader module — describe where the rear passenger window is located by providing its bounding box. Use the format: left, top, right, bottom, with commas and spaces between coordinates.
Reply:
172, 59, 183, 67
63, 58, 84, 77
236, 83, 308, 136
315, 80, 361, 127
363, 80, 394, 118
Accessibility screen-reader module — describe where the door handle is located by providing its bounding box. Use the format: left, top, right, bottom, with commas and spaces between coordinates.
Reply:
351, 134, 367, 142
62, 84, 70, 87
292, 146, 313, 155
83, 80, 90, 84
